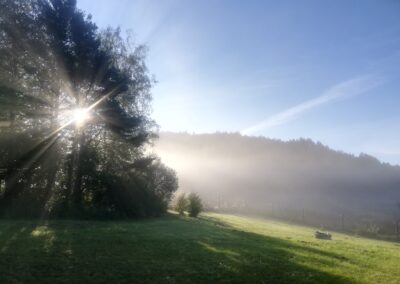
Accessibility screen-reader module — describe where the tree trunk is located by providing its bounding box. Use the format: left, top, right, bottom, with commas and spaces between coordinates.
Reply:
68, 127, 86, 211
41, 93, 60, 217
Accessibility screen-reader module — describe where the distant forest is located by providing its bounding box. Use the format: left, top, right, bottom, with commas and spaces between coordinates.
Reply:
155, 132, 400, 238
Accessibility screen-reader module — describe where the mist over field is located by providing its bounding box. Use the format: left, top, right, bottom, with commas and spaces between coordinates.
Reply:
155, 132, 400, 235
1, 1, 400, 283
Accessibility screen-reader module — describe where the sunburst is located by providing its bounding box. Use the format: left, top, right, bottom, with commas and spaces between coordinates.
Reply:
73, 108, 90, 127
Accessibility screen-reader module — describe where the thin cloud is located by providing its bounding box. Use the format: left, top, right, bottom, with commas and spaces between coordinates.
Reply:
241, 75, 384, 135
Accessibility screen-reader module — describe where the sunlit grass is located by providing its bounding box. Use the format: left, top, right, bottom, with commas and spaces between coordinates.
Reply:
0, 213, 399, 283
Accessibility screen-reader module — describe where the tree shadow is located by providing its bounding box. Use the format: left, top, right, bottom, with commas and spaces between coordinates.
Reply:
0, 215, 355, 283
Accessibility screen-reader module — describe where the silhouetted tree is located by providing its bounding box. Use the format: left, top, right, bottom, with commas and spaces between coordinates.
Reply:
0, 0, 177, 218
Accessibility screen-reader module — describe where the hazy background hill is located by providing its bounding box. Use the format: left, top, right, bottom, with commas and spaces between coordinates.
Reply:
154, 132, 400, 236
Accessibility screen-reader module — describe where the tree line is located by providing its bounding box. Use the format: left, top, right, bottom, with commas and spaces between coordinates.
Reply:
0, 0, 178, 218
155, 132, 400, 237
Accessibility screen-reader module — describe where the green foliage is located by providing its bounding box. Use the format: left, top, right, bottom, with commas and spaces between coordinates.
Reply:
175, 193, 188, 215
0, 0, 178, 218
0, 213, 399, 283
188, 192, 203, 217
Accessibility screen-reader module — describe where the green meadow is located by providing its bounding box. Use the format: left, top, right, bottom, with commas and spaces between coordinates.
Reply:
0, 213, 399, 284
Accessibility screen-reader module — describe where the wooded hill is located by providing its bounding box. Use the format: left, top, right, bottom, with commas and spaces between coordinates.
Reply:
155, 132, 400, 236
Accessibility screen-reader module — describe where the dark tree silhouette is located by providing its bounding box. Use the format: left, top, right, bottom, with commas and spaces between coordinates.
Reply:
0, 0, 177, 218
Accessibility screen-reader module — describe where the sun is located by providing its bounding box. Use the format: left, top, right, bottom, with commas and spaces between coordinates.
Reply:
73, 108, 90, 127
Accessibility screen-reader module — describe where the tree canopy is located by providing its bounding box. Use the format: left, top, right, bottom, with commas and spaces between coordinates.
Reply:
0, 0, 178, 218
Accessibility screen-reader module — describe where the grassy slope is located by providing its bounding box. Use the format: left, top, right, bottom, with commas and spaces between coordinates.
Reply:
0, 213, 399, 284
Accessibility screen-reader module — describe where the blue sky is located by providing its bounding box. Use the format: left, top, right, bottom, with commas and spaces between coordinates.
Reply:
77, 0, 400, 165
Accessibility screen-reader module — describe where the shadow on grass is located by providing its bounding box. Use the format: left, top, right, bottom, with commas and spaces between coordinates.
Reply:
0, 214, 352, 284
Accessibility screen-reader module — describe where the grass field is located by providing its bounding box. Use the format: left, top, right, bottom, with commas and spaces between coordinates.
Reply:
0, 212, 399, 284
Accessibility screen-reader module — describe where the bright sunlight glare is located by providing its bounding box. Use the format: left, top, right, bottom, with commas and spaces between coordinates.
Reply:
73, 108, 90, 127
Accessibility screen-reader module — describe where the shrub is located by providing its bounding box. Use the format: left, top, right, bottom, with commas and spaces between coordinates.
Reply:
188, 193, 203, 217
175, 193, 188, 215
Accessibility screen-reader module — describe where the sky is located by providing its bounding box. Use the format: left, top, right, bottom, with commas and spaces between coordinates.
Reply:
77, 0, 400, 165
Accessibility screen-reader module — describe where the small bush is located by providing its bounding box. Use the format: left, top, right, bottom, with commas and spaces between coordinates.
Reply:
175, 193, 188, 215
188, 193, 203, 217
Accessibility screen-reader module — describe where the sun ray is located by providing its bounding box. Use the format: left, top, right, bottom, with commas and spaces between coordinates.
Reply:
6, 134, 60, 190
42, 86, 119, 139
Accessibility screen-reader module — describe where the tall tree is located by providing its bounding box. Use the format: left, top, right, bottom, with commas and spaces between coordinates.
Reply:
0, 0, 177, 218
